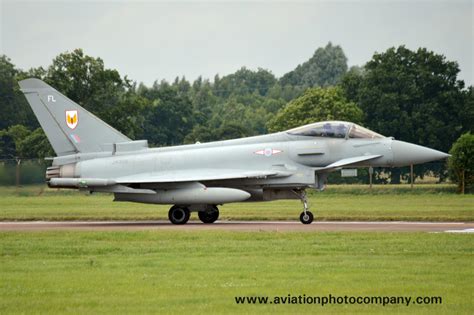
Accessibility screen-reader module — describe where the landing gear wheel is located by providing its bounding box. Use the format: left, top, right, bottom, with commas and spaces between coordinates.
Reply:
198, 206, 219, 224
300, 211, 314, 224
293, 189, 314, 224
168, 205, 190, 225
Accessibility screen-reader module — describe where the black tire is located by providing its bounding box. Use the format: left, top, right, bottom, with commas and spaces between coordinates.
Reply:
198, 206, 219, 224
168, 206, 190, 225
299, 211, 314, 224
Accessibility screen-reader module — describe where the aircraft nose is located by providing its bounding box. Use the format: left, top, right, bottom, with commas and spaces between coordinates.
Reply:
391, 140, 450, 167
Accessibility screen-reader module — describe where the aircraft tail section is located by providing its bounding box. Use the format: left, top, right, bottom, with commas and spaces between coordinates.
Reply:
19, 78, 130, 156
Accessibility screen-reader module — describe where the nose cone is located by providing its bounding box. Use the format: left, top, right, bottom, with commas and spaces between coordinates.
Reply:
391, 140, 450, 167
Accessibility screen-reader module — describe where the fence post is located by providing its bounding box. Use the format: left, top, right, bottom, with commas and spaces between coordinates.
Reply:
15, 158, 21, 188
369, 166, 373, 190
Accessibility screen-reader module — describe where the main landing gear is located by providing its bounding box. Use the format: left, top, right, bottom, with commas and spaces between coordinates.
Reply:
294, 189, 314, 224
198, 205, 219, 224
168, 204, 220, 225
168, 205, 190, 225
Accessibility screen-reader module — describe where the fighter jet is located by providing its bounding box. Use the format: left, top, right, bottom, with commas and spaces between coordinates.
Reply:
19, 78, 450, 224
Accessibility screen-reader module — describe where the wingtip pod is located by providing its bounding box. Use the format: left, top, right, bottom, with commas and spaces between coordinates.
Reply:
18, 78, 52, 91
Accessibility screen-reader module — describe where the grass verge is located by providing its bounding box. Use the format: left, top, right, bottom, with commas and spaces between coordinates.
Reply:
0, 184, 472, 222
0, 231, 472, 314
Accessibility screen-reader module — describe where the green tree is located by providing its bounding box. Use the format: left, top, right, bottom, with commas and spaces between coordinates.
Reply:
40, 49, 123, 108
217, 122, 249, 140
183, 125, 216, 144
213, 67, 277, 98
0, 129, 16, 159
339, 66, 364, 101
107, 91, 148, 140
448, 133, 474, 193
0, 125, 53, 159
142, 84, 194, 146
27, 49, 146, 138
191, 80, 217, 125
340, 46, 470, 183
6, 125, 29, 147
17, 128, 54, 159
280, 42, 348, 88
466, 86, 474, 132
267, 86, 363, 132
341, 46, 469, 153
0, 56, 33, 130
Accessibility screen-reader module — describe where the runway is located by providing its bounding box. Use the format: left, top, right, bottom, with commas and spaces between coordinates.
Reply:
0, 221, 473, 232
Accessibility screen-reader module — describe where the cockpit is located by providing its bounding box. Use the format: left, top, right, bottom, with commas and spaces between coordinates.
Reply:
287, 121, 385, 139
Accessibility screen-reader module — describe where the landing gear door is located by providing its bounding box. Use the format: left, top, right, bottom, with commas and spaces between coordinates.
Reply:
314, 172, 328, 191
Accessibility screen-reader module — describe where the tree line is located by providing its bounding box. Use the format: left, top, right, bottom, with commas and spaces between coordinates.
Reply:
0, 42, 472, 185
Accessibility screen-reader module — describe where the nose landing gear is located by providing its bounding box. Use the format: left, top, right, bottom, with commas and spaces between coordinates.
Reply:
300, 210, 314, 224
294, 189, 314, 224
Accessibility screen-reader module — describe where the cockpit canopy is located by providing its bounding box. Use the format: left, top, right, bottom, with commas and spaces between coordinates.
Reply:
287, 121, 385, 139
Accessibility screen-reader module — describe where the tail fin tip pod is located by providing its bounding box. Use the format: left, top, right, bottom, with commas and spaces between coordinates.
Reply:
19, 78, 131, 156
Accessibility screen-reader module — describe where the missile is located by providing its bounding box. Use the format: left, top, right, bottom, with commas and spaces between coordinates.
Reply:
48, 178, 116, 188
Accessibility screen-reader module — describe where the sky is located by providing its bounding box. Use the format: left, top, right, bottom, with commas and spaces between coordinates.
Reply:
1, 0, 472, 86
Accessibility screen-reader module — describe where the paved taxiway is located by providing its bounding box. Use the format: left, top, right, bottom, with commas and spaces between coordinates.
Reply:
0, 221, 473, 232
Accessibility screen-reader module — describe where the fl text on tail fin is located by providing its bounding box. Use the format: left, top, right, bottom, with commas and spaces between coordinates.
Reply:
19, 78, 130, 156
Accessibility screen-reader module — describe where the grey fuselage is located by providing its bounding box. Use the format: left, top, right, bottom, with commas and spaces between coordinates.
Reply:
49, 131, 395, 204
79, 133, 392, 185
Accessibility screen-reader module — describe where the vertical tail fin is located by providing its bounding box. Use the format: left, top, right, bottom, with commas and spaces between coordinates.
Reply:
19, 78, 130, 156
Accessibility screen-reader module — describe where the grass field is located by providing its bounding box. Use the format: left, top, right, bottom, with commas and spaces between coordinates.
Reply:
1, 231, 472, 314
1, 185, 472, 314
0, 184, 472, 222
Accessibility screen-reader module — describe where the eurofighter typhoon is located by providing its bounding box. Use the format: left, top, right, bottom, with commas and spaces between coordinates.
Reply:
19, 78, 449, 224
